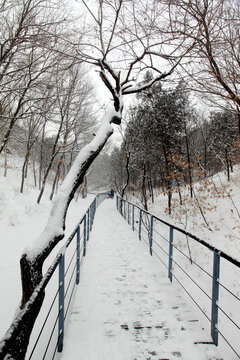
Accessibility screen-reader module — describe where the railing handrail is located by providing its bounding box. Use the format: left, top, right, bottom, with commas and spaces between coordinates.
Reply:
0, 191, 110, 360
116, 194, 240, 358
116, 195, 240, 268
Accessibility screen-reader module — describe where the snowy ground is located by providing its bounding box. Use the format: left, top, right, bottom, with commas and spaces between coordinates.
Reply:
0, 156, 239, 359
147, 166, 240, 259
61, 200, 222, 360
0, 156, 94, 339
124, 168, 240, 360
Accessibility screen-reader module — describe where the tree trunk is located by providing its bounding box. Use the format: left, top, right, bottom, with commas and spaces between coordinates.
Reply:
32, 157, 37, 188
119, 152, 130, 215
50, 154, 65, 201
37, 150, 59, 204
38, 123, 46, 190
141, 164, 148, 211
49, 167, 60, 201
162, 144, 172, 215
147, 163, 154, 204
20, 148, 30, 194
185, 126, 193, 198
81, 176, 87, 198
0, 111, 116, 360
225, 148, 230, 181
4, 152, 7, 177
176, 179, 183, 205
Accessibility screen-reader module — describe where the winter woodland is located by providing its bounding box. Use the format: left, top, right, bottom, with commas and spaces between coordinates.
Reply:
0, 0, 240, 359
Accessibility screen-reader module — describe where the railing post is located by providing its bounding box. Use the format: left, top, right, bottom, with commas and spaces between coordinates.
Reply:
139, 209, 142, 241
116, 196, 118, 211
90, 204, 93, 231
94, 197, 97, 218
83, 215, 87, 256
89, 204, 92, 232
58, 254, 65, 352
149, 215, 153, 256
211, 252, 220, 345
124, 200, 126, 219
132, 204, 135, 231
168, 227, 174, 282
76, 226, 80, 285
128, 202, 130, 224
87, 209, 90, 241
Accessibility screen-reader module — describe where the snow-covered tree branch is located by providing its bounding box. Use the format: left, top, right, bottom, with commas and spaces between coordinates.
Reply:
0, 0, 188, 358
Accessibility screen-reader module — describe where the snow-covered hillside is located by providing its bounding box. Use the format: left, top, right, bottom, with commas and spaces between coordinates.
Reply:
0, 154, 95, 338
128, 166, 240, 260
125, 167, 240, 360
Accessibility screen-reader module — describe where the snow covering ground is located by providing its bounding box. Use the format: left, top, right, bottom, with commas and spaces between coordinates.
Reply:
124, 166, 240, 360
146, 166, 240, 259
0, 155, 94, 339
0, 155, 239, 360
61, 200, 221, 360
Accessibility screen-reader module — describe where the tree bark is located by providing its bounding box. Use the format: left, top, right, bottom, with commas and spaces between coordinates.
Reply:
185, 125, 193, 198
20, 147, 30, 194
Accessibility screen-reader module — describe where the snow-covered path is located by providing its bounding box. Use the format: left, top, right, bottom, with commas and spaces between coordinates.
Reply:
61, 199, 221, 360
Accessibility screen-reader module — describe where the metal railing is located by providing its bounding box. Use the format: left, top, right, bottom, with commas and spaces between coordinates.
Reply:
116, 195, 240, 359
19, 192, 108, 360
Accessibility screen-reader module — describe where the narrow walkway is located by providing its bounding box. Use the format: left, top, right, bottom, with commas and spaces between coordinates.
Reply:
61, 200, 221, 360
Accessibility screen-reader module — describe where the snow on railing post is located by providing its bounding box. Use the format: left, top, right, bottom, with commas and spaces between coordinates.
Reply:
58, 254, 65, 352
211, 252, 220, 345
132, 204, 135, 231
149, 215, 153, 256
83, 215, 87, 256
76, 226, 80, 285
139, 209, 142, 241
128, 202, 130, 224
168, 227, 174, 283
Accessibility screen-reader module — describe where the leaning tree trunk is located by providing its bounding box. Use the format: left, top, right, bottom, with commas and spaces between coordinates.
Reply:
0, 108, 120, 360
119, 151, 130, 215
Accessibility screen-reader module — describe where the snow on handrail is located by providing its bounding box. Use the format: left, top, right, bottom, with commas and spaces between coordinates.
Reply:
116, 196, 240, 268
116, 195, 240, 358
0, 191, 110, 360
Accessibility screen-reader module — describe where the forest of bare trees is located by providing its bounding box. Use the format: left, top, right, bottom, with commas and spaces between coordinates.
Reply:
110, 78, 240, 214
0, 0, 239, 358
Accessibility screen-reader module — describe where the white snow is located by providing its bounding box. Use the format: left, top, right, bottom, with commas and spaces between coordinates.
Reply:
0, 153, 239, 360
25, 114, 114, 261
61, 200, 222, 360
0, 154, 95, 339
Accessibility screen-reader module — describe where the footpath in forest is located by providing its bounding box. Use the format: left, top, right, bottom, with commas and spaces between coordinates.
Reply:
61, 199, 222, 360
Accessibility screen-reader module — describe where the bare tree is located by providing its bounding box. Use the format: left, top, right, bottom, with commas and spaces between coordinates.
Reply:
166, 0, 240, 119
19, 112, 43, 193
0, 1, 187, 358
37, 63, 94, 203
0, 0, 70, 153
